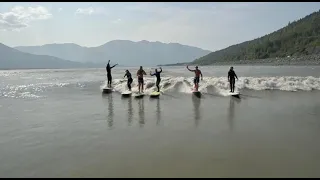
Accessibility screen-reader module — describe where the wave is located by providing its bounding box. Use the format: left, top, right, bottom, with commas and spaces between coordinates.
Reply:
101, 76, 320, 95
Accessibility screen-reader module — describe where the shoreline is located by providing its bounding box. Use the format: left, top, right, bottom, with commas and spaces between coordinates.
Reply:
161, 54, 320, 66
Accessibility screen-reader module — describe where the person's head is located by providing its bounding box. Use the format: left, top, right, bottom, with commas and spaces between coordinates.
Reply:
230, 66, 233, 70
195, 66, 198, 70
125, 69, 129, 73
155, 68, 158, 73
108, 60, 110, 63
140, 66, 143, 70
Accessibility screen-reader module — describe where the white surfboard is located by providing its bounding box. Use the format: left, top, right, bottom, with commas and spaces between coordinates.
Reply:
133, 92, 145, 98
227, 92, 240, 98
102, 88, 113, 94
150, 91, 160, 98
121, 90, 132, 96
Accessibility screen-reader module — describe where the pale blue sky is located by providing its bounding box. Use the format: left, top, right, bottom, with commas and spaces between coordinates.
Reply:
0, 2, 319, 51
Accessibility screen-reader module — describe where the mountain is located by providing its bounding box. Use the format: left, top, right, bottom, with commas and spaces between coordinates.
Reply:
190, 10, 320, 65
0, 43, 85, 69
15, 40, 211, 66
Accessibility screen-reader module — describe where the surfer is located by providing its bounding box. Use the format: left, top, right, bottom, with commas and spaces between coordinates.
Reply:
187, 65, 203, 91
124, 70, 133, 91
106, 60, 118, 88
137, 66, 147, 93
150, 67, 162, 92
228, 66, 238, 93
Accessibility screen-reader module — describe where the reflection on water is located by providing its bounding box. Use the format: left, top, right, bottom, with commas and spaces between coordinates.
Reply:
127, 97, 133, 126
138, 98, 145, 127
192, 95, 201, 127
107, 94, 114, 128
156, 99, 161, 125
227, 97, 241, 131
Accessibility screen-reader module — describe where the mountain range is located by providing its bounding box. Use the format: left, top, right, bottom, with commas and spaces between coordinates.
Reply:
0, 43, 86, 70
14, 40, 211, 67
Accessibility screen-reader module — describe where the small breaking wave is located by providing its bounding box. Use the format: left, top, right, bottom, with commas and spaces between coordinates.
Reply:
101, 76, 320, 95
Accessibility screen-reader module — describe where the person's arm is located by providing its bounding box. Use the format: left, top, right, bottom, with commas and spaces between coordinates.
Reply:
111, 64, 118, 69
124, 73, 127, 78
228, 72, 230, 82
200, 70, 203, 80
143, 70, 147, 75
150, 71, 154, 76
186, 66, 194, 72
235, 72, 238, 80
159, 67, 162, 73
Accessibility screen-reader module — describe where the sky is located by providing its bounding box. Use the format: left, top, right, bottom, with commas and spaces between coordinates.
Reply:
0, 2, 319, 51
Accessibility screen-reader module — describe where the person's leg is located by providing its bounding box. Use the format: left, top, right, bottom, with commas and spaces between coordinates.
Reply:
195, 77, 199, 91
232, 79, 235, 93
128, 79, 132, 91
138, 78, 141, 93
156, 80, 160, 92
141, 79, 144, 93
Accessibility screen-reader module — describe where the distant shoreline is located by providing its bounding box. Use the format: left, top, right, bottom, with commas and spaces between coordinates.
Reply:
161, 54, 320, 66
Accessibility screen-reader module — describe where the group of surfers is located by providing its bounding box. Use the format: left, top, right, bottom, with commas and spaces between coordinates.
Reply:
106, 60, 239, 94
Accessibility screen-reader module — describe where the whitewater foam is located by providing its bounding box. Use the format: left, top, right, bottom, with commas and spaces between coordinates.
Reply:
101, 76, 320, 95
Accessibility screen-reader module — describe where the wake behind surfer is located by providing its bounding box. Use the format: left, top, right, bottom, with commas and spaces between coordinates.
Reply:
150, 67, 162, 92
106, 60, 118, 88
137, 66, 147, 93
228, 66, 238, 93
187, 65, 203, 91
124, 70, 133, 91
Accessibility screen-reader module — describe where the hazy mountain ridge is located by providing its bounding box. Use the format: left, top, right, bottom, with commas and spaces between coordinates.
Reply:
0, 43, 86, 70
15, 40, 211, 66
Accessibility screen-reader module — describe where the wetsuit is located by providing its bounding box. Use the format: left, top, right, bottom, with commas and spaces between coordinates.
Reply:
151, 69, 162, 92
124, 71, 133, 91
106, 64, 112, 86
106, 63, 117, 87
228, 69, 238, 93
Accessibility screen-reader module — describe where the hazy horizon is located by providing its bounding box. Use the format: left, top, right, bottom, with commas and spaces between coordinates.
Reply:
1, 2, 320, 51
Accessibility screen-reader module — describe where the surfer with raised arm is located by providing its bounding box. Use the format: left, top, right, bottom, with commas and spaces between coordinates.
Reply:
187, 65, 203, 91
106, 60, 118, 88
228, 66, 238, 93
137, 66, 147, 93
124, 70, 133, 91
150, 67, 162, 92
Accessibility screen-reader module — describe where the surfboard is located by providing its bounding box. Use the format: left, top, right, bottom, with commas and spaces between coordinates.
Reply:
192, 90, 201, 98
133, 92, 144, 98
121, 91, 132, 97
228, 92, 240, 98
150, 91, 160, 98
102, 88, 113, 94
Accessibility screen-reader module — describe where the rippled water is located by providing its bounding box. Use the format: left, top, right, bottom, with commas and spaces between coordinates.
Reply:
0, 66, 320, 177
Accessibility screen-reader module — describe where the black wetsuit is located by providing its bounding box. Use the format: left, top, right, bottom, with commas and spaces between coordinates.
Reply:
151, 69, 162, 92
106, 63, 117, 87
106, 64, 112, 86
228, 69, 238, 93
124, 71, 133, 91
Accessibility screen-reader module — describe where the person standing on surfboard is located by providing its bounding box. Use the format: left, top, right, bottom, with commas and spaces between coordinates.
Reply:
106, 60, 118, 88
150, 67, 162, 92
124, 70, 133, 91
228, 67, 238, 93
137, 66, 147, 93
187, 65, 203, 91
